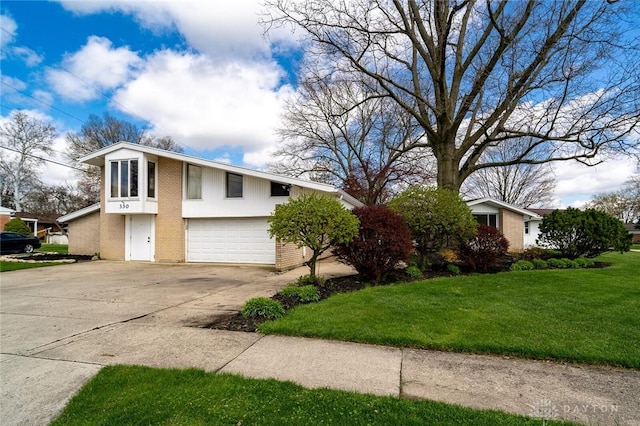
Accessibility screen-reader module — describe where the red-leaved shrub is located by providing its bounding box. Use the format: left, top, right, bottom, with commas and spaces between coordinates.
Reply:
459, 225, 509, 272
334, 205, 413, 282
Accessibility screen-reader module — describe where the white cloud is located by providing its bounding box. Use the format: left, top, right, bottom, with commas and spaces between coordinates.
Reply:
552, 156, 637, 208
0, 14, 17, 54
12, 46, 44, 67
56, 0, 289, 62
112, 49, 293, 163
46, 36, 141, 102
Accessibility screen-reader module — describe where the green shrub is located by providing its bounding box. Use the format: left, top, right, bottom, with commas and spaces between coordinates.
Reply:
241, 297, 285, 320
537, 207, 632, 258
562, 258, 578, 268
510, 260, 534, 271
405, 265, 423, 278
521, 247, 562, 261
295, 274, 326, 287
280, 285, 320, 303
446, 263, 461, 276
532, 259, 548, 270
3, 218, 32, 236
547, 258, 568, 269
575, 257, 595, 268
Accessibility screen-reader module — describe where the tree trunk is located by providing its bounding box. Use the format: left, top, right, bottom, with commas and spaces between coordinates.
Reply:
306, 252, 319, 278
435, 145, 462, 192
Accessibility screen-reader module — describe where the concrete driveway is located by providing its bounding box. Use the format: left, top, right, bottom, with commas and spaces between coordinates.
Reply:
0, 260, 350, 426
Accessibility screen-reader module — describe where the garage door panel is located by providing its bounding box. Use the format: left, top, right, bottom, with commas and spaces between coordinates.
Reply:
187, 218, 274, 264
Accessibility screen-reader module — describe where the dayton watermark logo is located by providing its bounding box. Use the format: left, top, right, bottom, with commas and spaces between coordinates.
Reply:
528, 399, 619, 423
528, 399, 559, 421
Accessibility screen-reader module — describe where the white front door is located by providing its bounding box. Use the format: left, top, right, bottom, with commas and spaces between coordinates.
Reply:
128, 215, 154, 261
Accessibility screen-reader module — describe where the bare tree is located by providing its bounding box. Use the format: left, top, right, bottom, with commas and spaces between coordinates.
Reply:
587, 176, 640, 223
0, 111, 55, 211
262, 0, 640, 191
66, 112, 182, 203
270, 67, 434, 204
462, 139, 556, 208
22, 182, 96, 217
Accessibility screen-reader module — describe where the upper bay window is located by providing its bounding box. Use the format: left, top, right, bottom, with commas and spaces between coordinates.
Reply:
226, 172, 243, 198
110, 159, 138, 198
187, 164, 202, 199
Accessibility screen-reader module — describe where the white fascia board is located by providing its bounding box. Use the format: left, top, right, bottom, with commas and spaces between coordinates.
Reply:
58, 203, 101, 223
78, 142, 347, 196
466, 197, 542, 220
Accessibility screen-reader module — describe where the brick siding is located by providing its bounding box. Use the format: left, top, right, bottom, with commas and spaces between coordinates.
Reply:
67, 211, 100, 255
275, 241, 306, 271
155, 157, 185, 262
99, 167, 125, 260
499, 208, 524, 252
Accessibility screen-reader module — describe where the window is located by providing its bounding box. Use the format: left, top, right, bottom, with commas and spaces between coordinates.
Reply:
147, 161, 156, 198
226, 172, 243, 198
473, 214, 497, 228
271, 181, 290, 197
524, 221, 530, 235
187, 164, 202, 199
110, 159, 139, 198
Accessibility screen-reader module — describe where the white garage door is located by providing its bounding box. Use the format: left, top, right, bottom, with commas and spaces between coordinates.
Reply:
187, 218, 275, 264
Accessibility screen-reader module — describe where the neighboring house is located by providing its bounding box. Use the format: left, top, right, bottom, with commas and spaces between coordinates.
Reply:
625, 223, 640, 244
61, 142, 363, 270
466, 198, 542, 252
0, 206, 15, 230
12, 212, 67, 243
57, 204, 101, 255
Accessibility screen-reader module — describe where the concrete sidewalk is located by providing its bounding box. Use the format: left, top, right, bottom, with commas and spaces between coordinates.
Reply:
2, 260, 639, 426
5, 327, 639, 426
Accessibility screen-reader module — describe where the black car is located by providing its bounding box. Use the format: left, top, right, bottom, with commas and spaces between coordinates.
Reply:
0, 231, 42, 254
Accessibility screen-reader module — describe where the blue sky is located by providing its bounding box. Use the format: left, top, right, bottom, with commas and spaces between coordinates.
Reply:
0, 0, 637, 208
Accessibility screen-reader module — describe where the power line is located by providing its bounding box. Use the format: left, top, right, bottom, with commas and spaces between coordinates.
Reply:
0, 145, 85, 172
1, 82, 86, 124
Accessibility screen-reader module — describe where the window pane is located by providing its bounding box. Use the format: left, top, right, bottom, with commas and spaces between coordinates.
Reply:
473, 214, 488, 226
130, 160, 138, 197
120, 160, 129, 198
147, 162, 156, 198
187, 164, 202, 199
110, 162, 119, 197
227, 173, 243, 198
489, 214, 497, 227
271, 181, 290, 197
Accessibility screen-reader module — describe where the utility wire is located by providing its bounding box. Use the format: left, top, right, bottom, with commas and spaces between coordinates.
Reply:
0, 145, 85, 172
1, 82, 86, 124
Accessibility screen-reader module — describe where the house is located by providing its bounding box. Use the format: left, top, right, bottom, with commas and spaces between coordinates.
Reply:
624, 223, 640, 244
57, 204, 101, 256
466, 198, 542, 252
58, 142, 362, 270
0, 205, 15, 230
13, 212, 67, 244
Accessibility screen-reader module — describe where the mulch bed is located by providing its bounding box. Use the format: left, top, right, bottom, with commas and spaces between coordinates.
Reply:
200, 268, 455, 333
18, 253, 94, 262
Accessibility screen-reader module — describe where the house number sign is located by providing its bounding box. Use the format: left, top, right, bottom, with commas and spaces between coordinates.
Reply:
119, 201, 130, 209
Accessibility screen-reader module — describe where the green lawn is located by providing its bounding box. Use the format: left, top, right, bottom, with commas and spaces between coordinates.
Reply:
0, 261, 63, 272
261, 252, 640, 368
0, 244, 69, 272
52, 365, 573, 426
37, 243, 68, 254
632, 244, 640, 250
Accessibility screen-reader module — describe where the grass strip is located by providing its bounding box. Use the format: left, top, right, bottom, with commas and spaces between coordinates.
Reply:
52, 365, 573, 426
